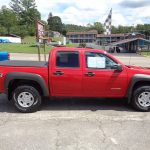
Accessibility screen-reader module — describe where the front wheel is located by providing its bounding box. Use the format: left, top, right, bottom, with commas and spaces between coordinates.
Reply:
132, 86, 150, 112
12, 85, 42, 113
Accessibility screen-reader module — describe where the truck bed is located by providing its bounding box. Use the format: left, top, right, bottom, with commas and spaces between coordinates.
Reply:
0, 60, 48, 67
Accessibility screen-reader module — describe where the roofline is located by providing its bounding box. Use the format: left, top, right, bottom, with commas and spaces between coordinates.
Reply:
66, 30, 98, 35
97, 34, 126, 38
110, 38, 150, 46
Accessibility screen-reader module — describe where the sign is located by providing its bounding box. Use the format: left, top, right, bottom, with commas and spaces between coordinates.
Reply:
36, 20, 45, 42
36, 20, 46, 61
87, 57, 106, 68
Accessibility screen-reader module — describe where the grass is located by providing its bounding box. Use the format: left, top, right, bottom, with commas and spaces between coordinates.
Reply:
66, 43, 79, 47
0, 43, 52, 54
0, 36, 78, 54
0, 43, 78, 54
22, 36, 36, 43
141, 51, 150, 56
0, 36, 52, 54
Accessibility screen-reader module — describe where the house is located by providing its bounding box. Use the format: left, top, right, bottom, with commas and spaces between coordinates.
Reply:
66, 30, 98, 43
96, 34, 126, 45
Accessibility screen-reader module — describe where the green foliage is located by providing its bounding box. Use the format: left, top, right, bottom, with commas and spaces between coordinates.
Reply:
62, 24, 89, 36
22, 36, 35, 43
0, 6, 17, 34
141, 52, 150, 56
47, 13, 63, 33
0, 1, 150, 40
0, 25, 7, 35
111, 24, 150, 38
10, 0, 41, 37
63, 24, 89, 32
11, 25, 28, 37
10, 0, 36, 14
88, 22, 104, 34
136, 24, 150, 38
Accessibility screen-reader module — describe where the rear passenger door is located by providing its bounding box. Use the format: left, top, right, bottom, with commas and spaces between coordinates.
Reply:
51, 50, 83, 96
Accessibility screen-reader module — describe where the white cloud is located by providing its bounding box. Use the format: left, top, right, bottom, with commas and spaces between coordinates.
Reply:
113, 13, 127, 26
0, 0, 149, 26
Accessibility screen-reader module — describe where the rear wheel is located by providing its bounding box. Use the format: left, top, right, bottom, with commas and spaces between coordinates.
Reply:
132, 86, 150, 112
12, 85, 42, 113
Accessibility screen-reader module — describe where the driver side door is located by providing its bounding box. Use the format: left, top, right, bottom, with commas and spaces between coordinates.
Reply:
82, 51, 127, 97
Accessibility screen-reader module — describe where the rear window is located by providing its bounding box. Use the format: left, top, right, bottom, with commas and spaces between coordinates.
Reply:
56, 51, 79, 68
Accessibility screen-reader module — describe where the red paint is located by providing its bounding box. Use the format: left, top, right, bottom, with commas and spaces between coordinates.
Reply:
1, 47, 150, 99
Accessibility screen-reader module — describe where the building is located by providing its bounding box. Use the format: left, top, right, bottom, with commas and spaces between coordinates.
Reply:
66, 31, 150, 52
67, 31, 146, 44
67, 31, 126, 44
66, 30, 98, 43
110, 38, 150, 53
96, 34, 126, 45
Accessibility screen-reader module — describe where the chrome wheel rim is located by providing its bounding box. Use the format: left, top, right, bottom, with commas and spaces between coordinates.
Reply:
138, 92, 150, 107
17, 92, 34, 108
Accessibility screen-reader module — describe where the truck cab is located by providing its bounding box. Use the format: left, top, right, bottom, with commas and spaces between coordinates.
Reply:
49, 47, 128, 98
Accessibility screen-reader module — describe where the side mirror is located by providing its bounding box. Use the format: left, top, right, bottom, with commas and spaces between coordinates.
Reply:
111, 64, 123, 72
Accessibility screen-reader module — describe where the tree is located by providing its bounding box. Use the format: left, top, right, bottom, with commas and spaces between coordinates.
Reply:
47, 12, 63, 33
11, 25, 28, 37
10, 0, 36, 14
62, 24, 89, 35
0, 6, 17, 34
111, 25, 133, 34
0, 25, 7, 35
136, 24, 150, 38
88, 22, 104, 34
10, 0, 41, 36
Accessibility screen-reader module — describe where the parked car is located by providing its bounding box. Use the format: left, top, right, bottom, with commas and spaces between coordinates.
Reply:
0, 52, 9, 61
0, 47, 150, 112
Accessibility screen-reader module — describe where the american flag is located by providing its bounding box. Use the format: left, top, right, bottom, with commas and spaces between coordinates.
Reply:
104, 9, 112, 35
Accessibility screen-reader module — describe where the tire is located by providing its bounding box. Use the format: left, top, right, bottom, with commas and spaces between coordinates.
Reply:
12, 85, 42, 113
132, 86, 150, 112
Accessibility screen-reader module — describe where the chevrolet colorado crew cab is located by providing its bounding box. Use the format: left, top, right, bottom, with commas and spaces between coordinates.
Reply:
0, 47, 150, 113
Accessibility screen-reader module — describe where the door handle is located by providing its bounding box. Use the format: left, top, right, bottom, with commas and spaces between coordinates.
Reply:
53, 71, 64, 76
85, 72, 95, 77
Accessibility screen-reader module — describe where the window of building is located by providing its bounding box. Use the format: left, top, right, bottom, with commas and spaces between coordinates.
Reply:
56, 51, 79, 68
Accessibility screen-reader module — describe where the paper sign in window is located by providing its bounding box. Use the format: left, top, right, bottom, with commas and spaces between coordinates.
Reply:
96, 57, 106, 68
87, 57, 106, 68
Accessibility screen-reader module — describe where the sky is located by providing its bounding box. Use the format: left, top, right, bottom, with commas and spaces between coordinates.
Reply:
1, 0, 150, 26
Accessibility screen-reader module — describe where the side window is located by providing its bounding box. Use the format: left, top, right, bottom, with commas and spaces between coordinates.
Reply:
56, 51, 79, 68
85, 52, 117, 69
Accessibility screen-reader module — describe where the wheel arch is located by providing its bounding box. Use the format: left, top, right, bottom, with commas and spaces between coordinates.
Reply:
4, 72, 49, 99
126, 74, 150, 103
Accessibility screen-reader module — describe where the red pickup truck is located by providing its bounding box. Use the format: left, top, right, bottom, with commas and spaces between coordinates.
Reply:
0, 47, 150, 112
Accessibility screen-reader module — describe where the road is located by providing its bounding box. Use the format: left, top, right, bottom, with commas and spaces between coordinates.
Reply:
10, 53, 150, 67
0, 95, 150, 150
113, 53, 150, 67
0, 53, 150, 150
